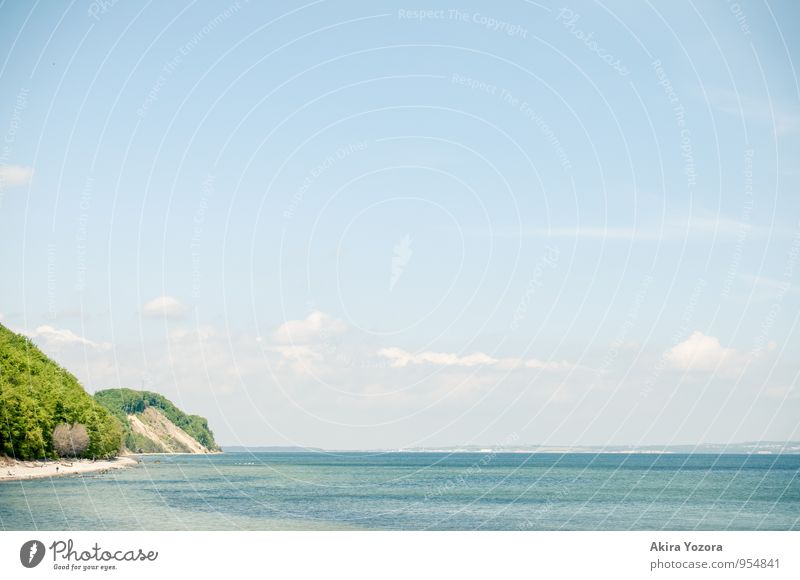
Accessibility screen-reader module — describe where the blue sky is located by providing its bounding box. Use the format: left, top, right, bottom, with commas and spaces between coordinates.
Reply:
1, 0, 798, 449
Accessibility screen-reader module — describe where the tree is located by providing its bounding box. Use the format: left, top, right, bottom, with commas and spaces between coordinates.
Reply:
52, 423, 90, 457
0, 323, 122, 460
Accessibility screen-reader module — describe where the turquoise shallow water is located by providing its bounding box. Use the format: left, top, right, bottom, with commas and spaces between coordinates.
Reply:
1, 453, 798, 530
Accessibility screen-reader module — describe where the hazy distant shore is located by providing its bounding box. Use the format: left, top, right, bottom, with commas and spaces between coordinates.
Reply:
223, 441, 800, 454
0, 456, 138, 482
131, 450, 223, 455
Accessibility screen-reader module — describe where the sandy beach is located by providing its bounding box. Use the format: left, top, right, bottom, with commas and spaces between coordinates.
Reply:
0, 455, 138, 482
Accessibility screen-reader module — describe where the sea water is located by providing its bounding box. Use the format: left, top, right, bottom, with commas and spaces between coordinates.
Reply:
1, 453, 797, 530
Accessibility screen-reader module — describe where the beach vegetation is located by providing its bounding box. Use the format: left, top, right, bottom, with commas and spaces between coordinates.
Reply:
0, 323, 122, 460
94, 388, 219, 452
52, 423, 91, 457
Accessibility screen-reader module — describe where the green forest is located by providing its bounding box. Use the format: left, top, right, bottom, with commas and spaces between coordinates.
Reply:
94, 388, 219, 452
0, 323, 219, 460
0, 323, 121, 459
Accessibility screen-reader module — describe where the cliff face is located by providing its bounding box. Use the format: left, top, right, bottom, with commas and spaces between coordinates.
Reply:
94, 388, 220, 454
127, 407, 211, 453
0, 323, 219, 458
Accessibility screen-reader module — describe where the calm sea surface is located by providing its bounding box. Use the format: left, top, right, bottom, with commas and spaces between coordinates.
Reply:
1, 453, 798, 530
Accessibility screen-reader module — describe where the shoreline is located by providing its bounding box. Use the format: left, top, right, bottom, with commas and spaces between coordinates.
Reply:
0, 456, 138, 482
131, 450, 223, 456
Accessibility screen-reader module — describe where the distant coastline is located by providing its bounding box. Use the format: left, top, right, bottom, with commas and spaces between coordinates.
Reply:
223, 446, 324, 453
222, 441, 800, 454
131, 451, 223, 456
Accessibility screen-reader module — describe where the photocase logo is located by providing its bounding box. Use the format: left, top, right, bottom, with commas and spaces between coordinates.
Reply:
390, 234, 413, 291
20, 540, 45, 568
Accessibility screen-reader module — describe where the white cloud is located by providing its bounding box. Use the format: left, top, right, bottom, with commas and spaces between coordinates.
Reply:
736, 274, 797, 303
266, 344, 326, 376
765, 385, 799, 400
25, 325, 110, 351
665, 331, 740, 372
514, 226, 662, 240
269, 344, 322, 361
272, 310, 346, 344
378, 347, 493, 367
158, 325, 256, 394
0, 165, 33, 188
707, 88, 800, 136
510, 214, 776, 242
377, 347, 570, 370
142, 295, 189, 319
265, 311, 349, 376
